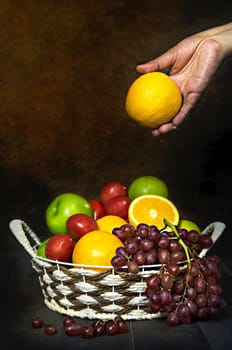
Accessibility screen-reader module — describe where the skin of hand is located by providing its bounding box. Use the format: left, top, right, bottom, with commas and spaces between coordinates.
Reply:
137, 22, 232, 136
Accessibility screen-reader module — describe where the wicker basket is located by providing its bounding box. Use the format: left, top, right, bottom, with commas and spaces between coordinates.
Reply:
9, 219, 225, 321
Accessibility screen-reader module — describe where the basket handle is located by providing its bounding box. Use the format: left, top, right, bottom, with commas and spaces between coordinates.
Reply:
199, 221, 226, 258
9, 219, 42, 258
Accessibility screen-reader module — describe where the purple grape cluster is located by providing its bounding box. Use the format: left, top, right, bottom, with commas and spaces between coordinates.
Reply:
146, 255, 225, 326
111, 223, 213, 272
111, 223, 226, 326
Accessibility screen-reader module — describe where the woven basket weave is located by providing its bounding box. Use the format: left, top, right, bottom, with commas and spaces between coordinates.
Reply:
9, 219, 225, 320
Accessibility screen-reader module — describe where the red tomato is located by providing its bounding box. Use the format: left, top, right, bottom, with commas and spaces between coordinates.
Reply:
100, 181, 127, 204
104, 195, 131, 219
66, 213, 98, 241
45, 234, 74, 262
89, 199, 105, 220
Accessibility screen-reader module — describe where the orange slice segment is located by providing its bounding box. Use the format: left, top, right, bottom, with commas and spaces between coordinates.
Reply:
128, 194, 179, 230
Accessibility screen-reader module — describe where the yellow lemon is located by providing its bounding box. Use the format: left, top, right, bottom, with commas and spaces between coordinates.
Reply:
125, 72, 182, 128
97, 215, 127, 233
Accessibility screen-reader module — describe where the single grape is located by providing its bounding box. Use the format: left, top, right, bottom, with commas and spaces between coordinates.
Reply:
125, 238, 140, 255
147, 273, 161, 290
80, 325, 94, 339
32, 317, 44, 329
157, 248, 170, 264
167, 311, 180, 326
116, 246, 128, 258
137, 224, 150, 238
166, 261, 180, 277
194, 276, 206, 293
177, 304, 192, 324
92, 320, 105, 336
169, 240, 181, 252
112, 227, 127, 242
133, 250, 146, 265
148, 226, 160, 242
187, 230, 200, 243
105, 320, 119, 336
63, 316, 76, 327
111, 255, 127, 268
186, 287, 197, 300
140, 238, 155, 252
116, 317, 129, 334
160, 273, 174, 290
44, 324, 57, 335
128, 260, 139, 274
195, 293, 207, 308
65, 323, 81, 336
159, 289, 172, 305
150, 292, 161, 306
122, 224, 136, 238
185, 299, 198, 317
158, 236, 170, 249
207, 283, 222, 295
200, 235, 213, 248
189, 263, 200, 277
146, 249, 157, 264
170, 250, 184, 263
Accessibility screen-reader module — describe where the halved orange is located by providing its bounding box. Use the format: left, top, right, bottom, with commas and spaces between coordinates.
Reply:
128, 195, 179, 230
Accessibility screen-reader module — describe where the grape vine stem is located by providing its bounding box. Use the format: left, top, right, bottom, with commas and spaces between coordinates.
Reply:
163, 219, 191, 266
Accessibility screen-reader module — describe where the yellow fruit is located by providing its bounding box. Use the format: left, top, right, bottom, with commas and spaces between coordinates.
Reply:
125, 72, 182, 128
179, 219, 201, 233
72, 230, 124, 272
128, 194, 179, 230
96, 215, 127, 233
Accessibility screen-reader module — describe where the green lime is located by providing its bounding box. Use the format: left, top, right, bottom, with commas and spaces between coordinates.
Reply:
37, 238, 50, 258
178, 219, 201, 233
128, 175, 168, 200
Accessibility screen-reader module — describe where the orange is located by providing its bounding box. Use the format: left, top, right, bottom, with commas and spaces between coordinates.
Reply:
72, 230, 124, 272
96, 215, 127, 233
125, 72, 182, 128
128, 195, 179, 230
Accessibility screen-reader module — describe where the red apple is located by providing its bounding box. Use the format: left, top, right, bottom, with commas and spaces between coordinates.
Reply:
66, 213, 98, 240
89, 199, 105, 220
45, 234, 74, 262
100, 181, 127, 204
104, 195, 131, 219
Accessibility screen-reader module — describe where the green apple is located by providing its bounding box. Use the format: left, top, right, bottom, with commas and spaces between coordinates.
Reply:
46, 193, 93, 234
178, 219, 201, 233
37, 238, 50, 258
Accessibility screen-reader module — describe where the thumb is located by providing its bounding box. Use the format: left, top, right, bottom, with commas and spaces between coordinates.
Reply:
136, 49, 174, 73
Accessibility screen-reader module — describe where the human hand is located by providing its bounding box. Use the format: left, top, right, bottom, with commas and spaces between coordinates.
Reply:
136, 25, 230, 136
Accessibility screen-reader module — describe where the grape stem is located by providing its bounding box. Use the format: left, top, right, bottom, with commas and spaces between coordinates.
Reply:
163, 219, 191, 266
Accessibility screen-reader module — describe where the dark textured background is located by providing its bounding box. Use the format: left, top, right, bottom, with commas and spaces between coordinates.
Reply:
1, 0, 232, 232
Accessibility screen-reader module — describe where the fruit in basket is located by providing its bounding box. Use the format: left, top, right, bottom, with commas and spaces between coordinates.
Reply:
104, 195, 131, 219
100, 181, 127, 204
178, 219, 201, 233
72, 230, 125, 271
128, 194, 179, 230
96, 215, 127, 233
46, 193, 93, 234
89, 199, 105, 219
37, 238, 50, 258
66, 213, 98, 241
128, 175, 168, 200
45, 234, 75, 262
125, 72, 182, 128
